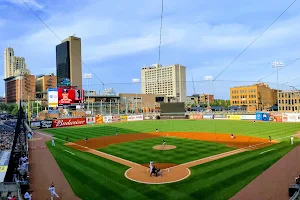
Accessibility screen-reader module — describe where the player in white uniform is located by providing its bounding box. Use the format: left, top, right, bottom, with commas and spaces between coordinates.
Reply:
52, 139, 55, 147
48, 184, 59, 200
291, 136, 294, 145
149, 161, 153, 176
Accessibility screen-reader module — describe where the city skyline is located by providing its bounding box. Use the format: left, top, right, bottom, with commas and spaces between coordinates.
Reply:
1, 0, 300, 99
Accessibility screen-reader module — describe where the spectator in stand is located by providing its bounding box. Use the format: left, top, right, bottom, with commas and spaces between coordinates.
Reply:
24, 190, 32, 200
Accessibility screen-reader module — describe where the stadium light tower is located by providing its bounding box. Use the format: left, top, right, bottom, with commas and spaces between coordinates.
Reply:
204, 76, 213, 108
272, 61, 284, 111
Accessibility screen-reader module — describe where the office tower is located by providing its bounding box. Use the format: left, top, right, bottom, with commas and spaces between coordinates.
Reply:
56, 36, 82, 89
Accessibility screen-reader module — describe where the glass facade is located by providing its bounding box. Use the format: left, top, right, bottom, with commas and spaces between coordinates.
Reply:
56, 41, 70, 86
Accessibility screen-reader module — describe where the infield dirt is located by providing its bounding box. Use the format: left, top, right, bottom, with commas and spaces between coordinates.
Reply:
65, 132, 274, 184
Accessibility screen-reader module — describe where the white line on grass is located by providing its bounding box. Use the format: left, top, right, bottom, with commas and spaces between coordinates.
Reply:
259, 149, 275, 155
63, 150, 75, 155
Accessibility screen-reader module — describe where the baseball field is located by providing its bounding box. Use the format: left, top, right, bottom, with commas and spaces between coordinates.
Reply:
42, 120, 300, 200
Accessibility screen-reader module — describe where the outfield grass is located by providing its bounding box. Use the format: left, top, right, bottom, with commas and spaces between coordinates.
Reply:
100, 137, 234, 164
43, 120, 300, 200
44, 120, 300, 142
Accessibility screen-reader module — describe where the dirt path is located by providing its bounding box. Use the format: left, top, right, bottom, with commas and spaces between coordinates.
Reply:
29, 132, 81, 200
231, 145, 300, 200
68, 132, 273, 150
66, 132, 273, 184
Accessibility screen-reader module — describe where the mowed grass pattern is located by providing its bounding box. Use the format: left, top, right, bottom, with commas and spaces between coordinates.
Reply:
100, 137, 234, 164
44, 120, 300, 142
43, 120, 300, 200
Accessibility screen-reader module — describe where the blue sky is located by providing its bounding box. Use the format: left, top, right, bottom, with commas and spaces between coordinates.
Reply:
1, 0, 300, 99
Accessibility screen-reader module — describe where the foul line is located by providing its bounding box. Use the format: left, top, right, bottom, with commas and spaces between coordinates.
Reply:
259, 149, 276, 155
36, 131, 142, 168
64, 150, 75, 155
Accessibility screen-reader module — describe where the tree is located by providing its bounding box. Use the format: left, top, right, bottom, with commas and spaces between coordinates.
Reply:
0, 103, 8, 111
11, 104, 19, 116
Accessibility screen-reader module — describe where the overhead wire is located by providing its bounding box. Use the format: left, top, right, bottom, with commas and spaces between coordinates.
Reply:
20, 0, 105, 88
257, 57, 300, 82
157, 0, 164, 66
213, 0, 297, 81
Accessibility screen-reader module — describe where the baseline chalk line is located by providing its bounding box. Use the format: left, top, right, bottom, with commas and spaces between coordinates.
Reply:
259, 148, 275, 155
64, 150, 75, 155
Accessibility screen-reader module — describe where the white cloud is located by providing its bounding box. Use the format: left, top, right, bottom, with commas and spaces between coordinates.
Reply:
5, 0, 44, 10
85, 28, 186, 61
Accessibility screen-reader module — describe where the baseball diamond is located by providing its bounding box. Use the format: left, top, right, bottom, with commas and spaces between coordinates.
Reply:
29, 119, 300, 200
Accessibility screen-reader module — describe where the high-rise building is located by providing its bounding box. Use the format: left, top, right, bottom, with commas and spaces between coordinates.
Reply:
230, 83, 277, 111
56, 36, 82, 89
141, 64, 186, 102
4, 47, 30, 79
4, 74, 36, 103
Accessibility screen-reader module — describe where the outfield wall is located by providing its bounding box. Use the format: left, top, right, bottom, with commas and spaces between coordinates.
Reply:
29, 112, 300, 129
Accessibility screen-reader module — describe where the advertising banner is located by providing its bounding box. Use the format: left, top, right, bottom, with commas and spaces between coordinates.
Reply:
270, 112, 282, 122
193, 114, 203, 120
127, 115, 144, 121
144, 116, 151, 120
52, 118, 86, 128
0, 151, 10, 182
95, 115, 103, 124
103, 115, 113, 123
86, 117, 96, 124
48, 88, 58, 108
189, 114, 194, 119
282, 113, 300, 122
112, 115, 120, 122
58, 88, 84, 105
226, 115, 241, 120
256, 112, 263, 120
202, 114, 214, 119
40, 120, 53, 129
240, 115, 256, 120
30, 121, 41, 129
215, 114, 226, 118
256, 112, 269, 121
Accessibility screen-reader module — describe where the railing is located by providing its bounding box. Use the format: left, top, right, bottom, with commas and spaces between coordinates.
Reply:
290, 190, 300, 200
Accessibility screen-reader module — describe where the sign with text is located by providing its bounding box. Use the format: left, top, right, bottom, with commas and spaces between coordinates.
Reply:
112, 115, 120, 122
52, 118, 86, 128
30, 121, 41, 129
58, 88, 84, 105
270, 112, 282, 122
86, 117, 96, 124
40, 120, 53, 129
226, 115, 241, 120
95, 115, 103, 124
103, 115, 113, 123
282, 113, 300, 122
48, 88, 58, 108
120, 115, 128, 122
127, 115, 143, 121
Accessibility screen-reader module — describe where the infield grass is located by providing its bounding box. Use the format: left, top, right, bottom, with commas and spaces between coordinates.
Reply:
100, 137, 234, 164
43, 120, 300, 200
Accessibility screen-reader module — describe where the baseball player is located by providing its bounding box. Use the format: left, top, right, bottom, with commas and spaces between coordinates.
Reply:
48, 184, 59, 200
269, 136, 271, 142
116, 130, 118, 136
85, 137, 88, 143
230, 134, 235, 139
66, 137, 69, 143
149, 161, 153, 176
291, 136, 294, 145
162, 139, 166, 146
52, 139, 55, 147
156, 128, 159, 132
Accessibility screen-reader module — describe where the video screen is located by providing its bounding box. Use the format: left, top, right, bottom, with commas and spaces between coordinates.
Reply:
160, 102, 185, 113
58, 88, 84, 105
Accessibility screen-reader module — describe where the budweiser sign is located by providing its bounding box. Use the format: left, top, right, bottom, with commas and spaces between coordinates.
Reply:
53, 118, 86, 127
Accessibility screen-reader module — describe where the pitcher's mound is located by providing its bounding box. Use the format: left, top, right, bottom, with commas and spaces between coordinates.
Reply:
153, 145, 176, 150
